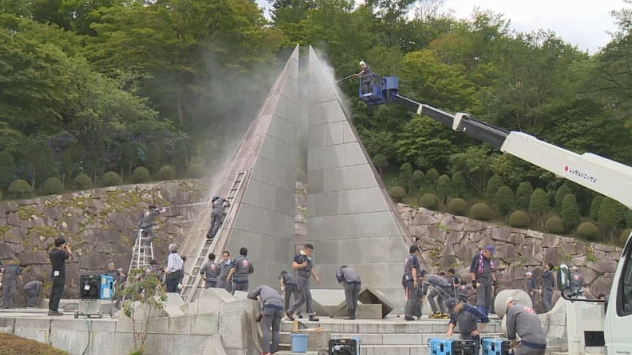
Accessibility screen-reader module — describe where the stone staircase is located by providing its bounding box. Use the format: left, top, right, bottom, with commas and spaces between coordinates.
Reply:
278, 316, 503, 355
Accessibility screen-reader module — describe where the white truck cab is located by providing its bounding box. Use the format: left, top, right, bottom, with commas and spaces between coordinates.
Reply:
604, 236, 632, 355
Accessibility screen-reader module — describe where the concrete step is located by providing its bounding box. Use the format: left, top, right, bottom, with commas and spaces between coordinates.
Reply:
279, 331, 504, 346
280, 318, 502, 334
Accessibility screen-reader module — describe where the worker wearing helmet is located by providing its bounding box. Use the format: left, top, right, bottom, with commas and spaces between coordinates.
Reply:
569, 266, 584, 298
354, 61, 371, 78
207, 196, 230, 239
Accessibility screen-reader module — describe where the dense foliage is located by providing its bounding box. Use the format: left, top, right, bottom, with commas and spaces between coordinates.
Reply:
1, 0, 632, 244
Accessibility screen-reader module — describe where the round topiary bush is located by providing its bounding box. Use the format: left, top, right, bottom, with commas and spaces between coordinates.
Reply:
131, 167, 150, 183
8, 179, 32, 198
101, 171, 121, 187
508, 211, 530, 228
187, 164, 205, 178
577, 222, 600, 240
420, 193, 439, 210
389, 186, 406, 202
42, 177, 63, 195
447, 198, 468, 216
545, 216, 565, 234
73, 174, 92, 190
156, 165, 176, 181
470, 203, 492, 221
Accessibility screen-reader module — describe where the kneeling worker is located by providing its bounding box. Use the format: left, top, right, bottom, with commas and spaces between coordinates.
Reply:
445, 298, 489, 355
506, 297, 547, 355
336, 265, 361, 320
248, 285, 284, 355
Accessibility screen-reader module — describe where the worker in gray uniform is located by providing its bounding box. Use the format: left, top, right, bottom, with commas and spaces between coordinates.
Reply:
287, 243, 321, 322
569, 266, 584, 298
1, 258, 22, 309
23, 279, 43, 308
279, 271, 300, 317
423, 272, 451, 319
336, 265, 362, 320
505, 297, 547, 355
403, 244, 421, 321
248, 285, 284, 355
216, 251, 233, 293
226, 247, 253, 292
470, 245, 497, 315
200, 253, 220, 288
445, 298, 489, 355
139, 205, 165, 246
540, 263, 555, 312
207, 196, 230, 239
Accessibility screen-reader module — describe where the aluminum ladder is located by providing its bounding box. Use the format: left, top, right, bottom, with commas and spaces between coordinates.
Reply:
180, 170, 247, 302
127, 227, 155, 275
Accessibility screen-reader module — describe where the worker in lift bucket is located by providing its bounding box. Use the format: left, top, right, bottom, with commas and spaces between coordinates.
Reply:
354, 61, 373, 93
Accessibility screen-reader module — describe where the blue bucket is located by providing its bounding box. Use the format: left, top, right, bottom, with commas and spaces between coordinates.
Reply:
291, 333, 309, 353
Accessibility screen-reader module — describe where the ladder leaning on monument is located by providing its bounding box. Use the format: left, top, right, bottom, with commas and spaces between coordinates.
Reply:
180, 170, 248, 302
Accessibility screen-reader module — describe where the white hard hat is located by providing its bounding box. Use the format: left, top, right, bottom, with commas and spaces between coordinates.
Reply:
571, 266, 578, 271
525, 271, 532, 276
506, 296, 518, 304
359, 60, 366, 66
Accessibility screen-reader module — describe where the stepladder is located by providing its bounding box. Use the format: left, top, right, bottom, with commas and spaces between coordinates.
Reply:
128, 226, 155, 275
180, 170, 248, 302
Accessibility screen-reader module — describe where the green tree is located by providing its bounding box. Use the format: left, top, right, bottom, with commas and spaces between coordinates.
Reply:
554, 184, 573, 213
599, 197, 626, 242
449, 145, 492, 197
515, 182, 533, 211
0, 151, 15, 190
372, 154, 389, 175
145, 142, 162, 175
411, 170, 424, 192
399, 163, 413, 192
590, 196, 603, 220
435, 174, 451, 203
561, 194, 580, 232
450, 171, 467, 198
529, 188, 549, 227
485, 175, 504, 204
425, 168, 440, 193
495, 185, 515, 219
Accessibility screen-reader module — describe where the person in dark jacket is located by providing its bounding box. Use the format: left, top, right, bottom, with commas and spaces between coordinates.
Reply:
23, 279, 43, 308
279, 270, 300, 317
540, 263, 555, 312
336, 265, 362, 319
445, 298, 489, 355
201, 253, 220, 288
49, 237, 73, 316
139, 205, 165, 246
506, 297, 547, 355
523, 271, 536, 308
470, 245, 497, 315
1, 258, 22, 309
226, 247, 253, 292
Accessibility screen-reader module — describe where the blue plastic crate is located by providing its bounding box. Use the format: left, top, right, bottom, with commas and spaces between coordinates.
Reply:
482, 337, 512, 355
429, 338, 476, 355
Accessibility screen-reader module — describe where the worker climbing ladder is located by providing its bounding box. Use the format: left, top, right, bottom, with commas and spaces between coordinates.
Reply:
128, 227, 155, 275
180, 170, 248, 302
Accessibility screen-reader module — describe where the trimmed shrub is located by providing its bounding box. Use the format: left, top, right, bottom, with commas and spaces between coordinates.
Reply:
599, 197, 625, 229
42, 177, 63, 195
426, 168, 440, 188
515, 182, 534, 211
577, 222, 599, 240
101, 171, 122, 187
495, 185, 515, 216
450, 171, 467, 198
447, 198, 468, 216
131, 167, 150, 183
399, 163, 413, 192
187, 164, 205, 178
411, 170, 424, 192
555, 185, 573, 212
470, 203, 492, 221
508, 211, 530, 228
529, 188, 549, 226
8, 179, 32, 198
156, 165, 176, 181
485, 175, 504, 203
545, 216, 565, 234
373, 154, 388, 175
389, 186, 406, 202
73, 174, 92, 190
420, 193, 439, 210
561, 194, 580, 231
590, 196, 603, 220
436, 174, 451, 203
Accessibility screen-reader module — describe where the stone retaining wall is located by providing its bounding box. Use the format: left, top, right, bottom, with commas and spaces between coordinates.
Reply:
398, 204, 622, 311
